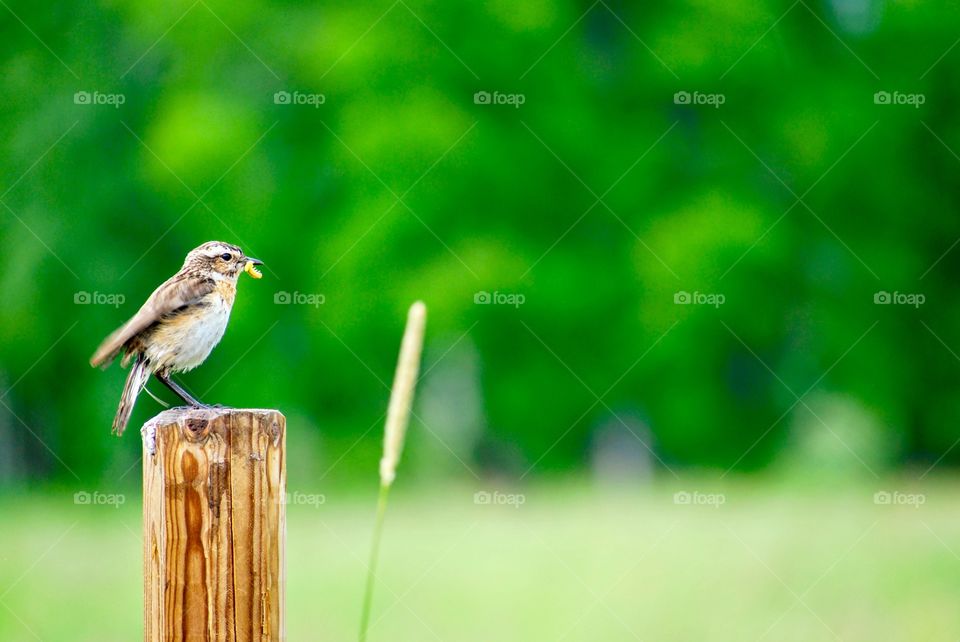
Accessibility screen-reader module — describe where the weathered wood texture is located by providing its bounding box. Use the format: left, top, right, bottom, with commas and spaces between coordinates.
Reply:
143, 408, 286, 642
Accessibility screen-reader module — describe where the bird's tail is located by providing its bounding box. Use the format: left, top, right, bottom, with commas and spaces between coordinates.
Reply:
113, 355, 150, 436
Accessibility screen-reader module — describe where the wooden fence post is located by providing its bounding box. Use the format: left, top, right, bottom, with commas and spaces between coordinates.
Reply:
142, 408, 286, 641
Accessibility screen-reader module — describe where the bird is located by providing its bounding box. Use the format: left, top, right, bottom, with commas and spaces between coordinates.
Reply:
90, 241, 264, 436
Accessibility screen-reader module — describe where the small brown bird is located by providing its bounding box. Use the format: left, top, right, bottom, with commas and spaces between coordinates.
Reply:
91, 241, 264, 435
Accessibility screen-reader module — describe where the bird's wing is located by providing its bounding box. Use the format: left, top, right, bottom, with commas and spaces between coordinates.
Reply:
90, 273, 215, 368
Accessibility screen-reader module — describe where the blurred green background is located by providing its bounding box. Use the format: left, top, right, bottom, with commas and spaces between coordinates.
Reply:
1, 0, 959, 639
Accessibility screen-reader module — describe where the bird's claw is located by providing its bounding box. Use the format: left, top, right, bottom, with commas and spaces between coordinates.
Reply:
186, 402, 231, 410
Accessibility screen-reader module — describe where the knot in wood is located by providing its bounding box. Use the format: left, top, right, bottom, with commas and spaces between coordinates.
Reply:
184, 417, 210, 441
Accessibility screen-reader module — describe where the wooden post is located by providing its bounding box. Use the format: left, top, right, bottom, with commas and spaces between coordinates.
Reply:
142, 408, 286, 641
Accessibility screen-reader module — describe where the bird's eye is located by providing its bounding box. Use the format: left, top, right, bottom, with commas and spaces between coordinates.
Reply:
220, 253, 233, 261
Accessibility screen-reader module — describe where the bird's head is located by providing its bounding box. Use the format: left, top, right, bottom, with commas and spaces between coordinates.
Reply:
185, 241, 264, 281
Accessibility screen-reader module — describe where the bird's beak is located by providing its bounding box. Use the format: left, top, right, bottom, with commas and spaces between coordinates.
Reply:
246, 257, 264, 266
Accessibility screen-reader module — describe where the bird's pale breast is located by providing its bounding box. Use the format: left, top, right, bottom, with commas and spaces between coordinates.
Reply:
144, 284, 235, 372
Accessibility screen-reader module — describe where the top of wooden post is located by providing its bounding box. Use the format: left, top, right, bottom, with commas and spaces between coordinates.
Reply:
141, 407, 284, 455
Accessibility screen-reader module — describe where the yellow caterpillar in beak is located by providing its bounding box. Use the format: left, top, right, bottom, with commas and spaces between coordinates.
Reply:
244, 261, 262, 279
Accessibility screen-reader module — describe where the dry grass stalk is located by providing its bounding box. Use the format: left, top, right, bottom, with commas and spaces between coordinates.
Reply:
379, 300, 426, 486
359, 301, 427, 642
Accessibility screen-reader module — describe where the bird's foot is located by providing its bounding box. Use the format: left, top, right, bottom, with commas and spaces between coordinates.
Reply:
187, 402, 231, 410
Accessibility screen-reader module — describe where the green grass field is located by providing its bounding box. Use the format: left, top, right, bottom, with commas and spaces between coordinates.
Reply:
1, 478, 957, 641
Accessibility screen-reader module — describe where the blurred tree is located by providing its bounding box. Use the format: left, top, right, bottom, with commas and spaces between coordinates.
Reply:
1, 0, 958, 484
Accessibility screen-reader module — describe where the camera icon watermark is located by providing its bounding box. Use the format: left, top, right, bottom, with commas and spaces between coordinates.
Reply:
274, 291, 325, 307
674, 291, 725, 308
673, 490, 725, 508
873, 291, 924, 308
473, 90, 526, 108
473, 490, 526, 508
274, 90, 326, 108
873, 91, 925, 108
673, 91, 725, 108
73, 91, 126, 108
74, 291, 125, 308
873, 490, 925, 508
474, 290, 525, 308
74, 490, 126, 508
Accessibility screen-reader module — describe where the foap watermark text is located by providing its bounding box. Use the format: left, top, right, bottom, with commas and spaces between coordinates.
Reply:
282, 491, 326, 507
674, 491, 725, 508
474, 490, 525, 507
274, 90, 326, 108
474, 291, 525, 308
874, 291, 924, 308
75, 291, 125, 308
275, 291, 325, 307
474, 91, 525, 108
74, 91, 125, 108
874, 490, 925, 507
674, 91, 725, 108
873, 91, 924, 108
674, 291, 725, 308
74, 491, 126, 508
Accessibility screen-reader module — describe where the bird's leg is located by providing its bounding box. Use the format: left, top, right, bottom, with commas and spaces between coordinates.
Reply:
155, 373, 209, 409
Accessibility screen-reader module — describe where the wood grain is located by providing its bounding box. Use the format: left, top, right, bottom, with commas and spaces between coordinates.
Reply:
143, 408, 286, 641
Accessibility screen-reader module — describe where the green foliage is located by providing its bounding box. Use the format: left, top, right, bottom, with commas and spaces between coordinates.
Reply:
1, 0, 959, 483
